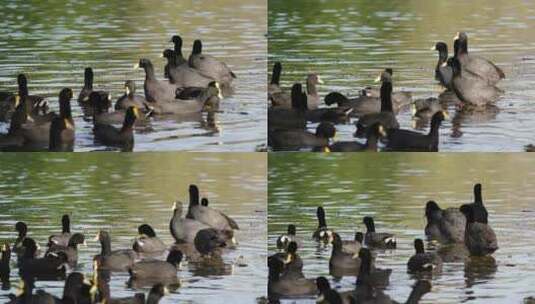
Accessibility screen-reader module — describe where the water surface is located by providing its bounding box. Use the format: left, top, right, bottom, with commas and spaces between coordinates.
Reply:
269, 153, 535, 303
0, 0, 267, 151
269, 0, 535, 151
0, 153, 267, 303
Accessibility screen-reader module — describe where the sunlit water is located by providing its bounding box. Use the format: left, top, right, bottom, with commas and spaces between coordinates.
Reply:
0, 0, 267, 151
268, 0, 535, 152
0, 153, 267, 303
268, 153, 535, 303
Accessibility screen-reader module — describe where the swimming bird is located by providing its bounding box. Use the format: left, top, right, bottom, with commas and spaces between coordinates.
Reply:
460, 183, 488, 224
363, 216, 396, 249
78, 67, 110, 108
48, 214, 72, 247
46, 233, 86, 267
329, 233, 361, 277
433, 42, 453, 89
384, 111, 447, 152
268, 256, 317, 299
94, 230, 137, 272
454, 32, 505, 85
128, 249, 182, 284
312, 207, 334, 243
355, 71, 399, 137
424, 200, 465, 243
114, 80, 147, 111
407, 239, 443, 273
188, 39, 236, 86
460, 204, 498, 256
276, 224, 300, 251
169, 201, 234, 245
132, 224, 167, 254
49, 88, 75, 152
186, 185, 239, 231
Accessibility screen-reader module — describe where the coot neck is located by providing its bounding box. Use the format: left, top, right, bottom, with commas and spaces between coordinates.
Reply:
18, 78, 29, 98
174, 42, 184, 62
307, 79, 318, 96
474, 187, 483, 205
365, 220, 375, 232
84, 72, 93, 90
438, 48, 448, 63
60, 99, 72, 120
317, 209, 327, 228
271, 64, 281, 85
429, 116, 442, 137
380, 82, 393, 113
143, 63, 156, 81
100, 238, 111, 256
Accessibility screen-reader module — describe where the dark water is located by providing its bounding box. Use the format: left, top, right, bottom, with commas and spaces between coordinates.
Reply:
268, 0, 535, 151
268, 153, 535, 303
0, 153, 267, 303
0, 0, 266, 151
